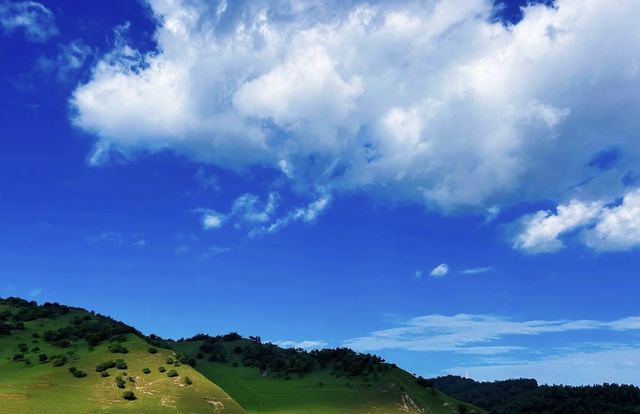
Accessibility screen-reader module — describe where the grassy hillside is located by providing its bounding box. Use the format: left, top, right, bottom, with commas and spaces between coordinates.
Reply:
0, 297, 482, 414
0, 298, 243, 414
172, 338, 482, 414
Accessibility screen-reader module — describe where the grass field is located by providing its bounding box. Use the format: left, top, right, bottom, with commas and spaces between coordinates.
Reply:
173, 340, 482, 414
0, 307, 244, 414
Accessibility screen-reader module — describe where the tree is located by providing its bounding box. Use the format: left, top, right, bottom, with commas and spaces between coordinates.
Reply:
148, 347, 157, 354
142, 367, 151, 374
123, 391, 136, 401
184, 376, 192, 385
38, 353, 48, 363
167, 369, 178, 378
158, 366, 166, 373
115, 376, 126, 389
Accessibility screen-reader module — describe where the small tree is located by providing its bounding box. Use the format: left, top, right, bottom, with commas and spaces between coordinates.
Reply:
184, 376, 192, 385
142, 367, 151, 374
148, 347, 157, 354
123, 391, 136, 400
158, 366, 166, 373
115, 377, 126, 389
167, 369, 178, 378
38, 353, 48, 363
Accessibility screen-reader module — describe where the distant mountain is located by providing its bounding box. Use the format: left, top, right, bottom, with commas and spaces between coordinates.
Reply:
429, 375, 640, 414
0, 297, 481, 413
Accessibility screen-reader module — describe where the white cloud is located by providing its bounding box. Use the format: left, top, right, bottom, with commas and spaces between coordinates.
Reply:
71, 0, 640, 238
459, 266, 493, 275
583, 189, 640, 251
344, 313, 640, 354
513, 189, 640, 253
202, 211, 225, 229
271, 339, 328, 350
512, 200, 603, 253
0, 1, 57, 42
430, 263, 449, 277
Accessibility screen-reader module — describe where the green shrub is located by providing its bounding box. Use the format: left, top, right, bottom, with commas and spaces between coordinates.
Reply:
166, 369, 178, 378
31, 346, 40, 352
123, 391, 136, 401
108, 344, 129, 354
38, 353, 48, 363
101, 371, 110, 377
115, 359, 127, 369
158, 366, 166, 373
51, 355, 67, 366
165, 357, 174, 364
148, 347, 157, 354
115, 376, 126, 389
142, 367, 151, 374
72, 370, 87, 378
96, 360, 116, 372
184, 376, 192, 385
13, 353, 24, 361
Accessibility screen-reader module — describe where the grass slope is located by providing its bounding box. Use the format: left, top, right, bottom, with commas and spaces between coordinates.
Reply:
174, 340, 482, 414
0, 304, 244, 414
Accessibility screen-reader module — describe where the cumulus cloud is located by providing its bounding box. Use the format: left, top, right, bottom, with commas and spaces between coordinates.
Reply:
71, 0, 640, 237
430, 263, 449, 277
513, 189, 640, 253
344, 313, 640, 354
512, 200, 603, 253
0, 1, 57, 42
583, 189, 640, 251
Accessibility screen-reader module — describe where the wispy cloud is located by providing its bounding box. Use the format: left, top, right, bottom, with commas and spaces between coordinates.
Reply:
459, 266, 493, 275
0, 1, 57, 42
344, 314, 640, 355
28, 288, 43, 297
87, 231, 146, 247
447, 344, 640, 386
199, 191, 330, 236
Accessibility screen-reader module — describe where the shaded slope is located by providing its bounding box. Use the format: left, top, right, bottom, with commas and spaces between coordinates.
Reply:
173, 337, 482, 414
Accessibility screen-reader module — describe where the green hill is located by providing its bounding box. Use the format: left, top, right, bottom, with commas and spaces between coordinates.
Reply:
0, 297, 481, 414
172, 337, 479, 414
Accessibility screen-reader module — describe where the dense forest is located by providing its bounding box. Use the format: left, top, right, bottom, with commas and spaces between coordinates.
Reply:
182, 333, 390, 380
430, 375, 640, 414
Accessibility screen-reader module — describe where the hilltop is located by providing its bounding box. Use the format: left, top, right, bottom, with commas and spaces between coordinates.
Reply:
0, 297, 481, 414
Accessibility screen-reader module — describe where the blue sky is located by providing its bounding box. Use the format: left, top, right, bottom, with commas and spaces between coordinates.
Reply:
1, 0, 640, 386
